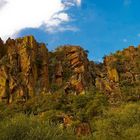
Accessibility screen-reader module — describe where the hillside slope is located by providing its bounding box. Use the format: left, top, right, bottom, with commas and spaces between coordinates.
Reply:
0, 36, 140, 105
0, 36, 140, 139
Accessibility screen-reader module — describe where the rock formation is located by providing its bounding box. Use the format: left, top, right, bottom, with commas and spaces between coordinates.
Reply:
0, 35, 140, 104
95, 45, 140, 104
49, 46, 95, 94
0, 36, 49, 103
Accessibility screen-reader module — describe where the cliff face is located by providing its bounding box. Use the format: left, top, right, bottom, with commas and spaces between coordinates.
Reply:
0, 36, 95, 103
0, 35, 140, 104
49, 46, 95, 94
96, 46, 140, 104
0, 36, 49, 103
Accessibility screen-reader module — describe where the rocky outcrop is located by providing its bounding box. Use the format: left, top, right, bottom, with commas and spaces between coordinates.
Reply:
0, 38, 6, 59
0, 35, 140, 104
49, 46, 95, 94
0, 36, 96, 103
0, 36, 49, 103
96, 45, 140, 104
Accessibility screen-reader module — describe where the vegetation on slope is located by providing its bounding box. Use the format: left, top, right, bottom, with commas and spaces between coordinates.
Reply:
0, 37, 140, 139
0, 88, 140, 140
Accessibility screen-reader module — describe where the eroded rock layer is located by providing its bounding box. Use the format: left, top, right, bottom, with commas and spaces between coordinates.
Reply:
0, 36, 140, 104
95, 46, 140, 104
49, 46, 95, 94
0, 36, 49, 103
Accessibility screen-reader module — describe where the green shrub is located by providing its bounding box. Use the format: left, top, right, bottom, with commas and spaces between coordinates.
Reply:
93, 103, 140, 140
0, 114, 31, 140
0, 114, 76, 140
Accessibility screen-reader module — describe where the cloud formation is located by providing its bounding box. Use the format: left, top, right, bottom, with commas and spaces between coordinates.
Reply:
123, 38, 128, 43
138, 33, 140, 37
47, 25, 79, 33
76, 0, 81, 6
62, 0, 81, 7
124, 0, 131, 6
0, 0, 81, 39
0, 0, 7, 9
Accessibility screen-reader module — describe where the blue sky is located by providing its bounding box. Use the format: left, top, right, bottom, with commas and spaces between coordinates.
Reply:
1, 0, 140, 61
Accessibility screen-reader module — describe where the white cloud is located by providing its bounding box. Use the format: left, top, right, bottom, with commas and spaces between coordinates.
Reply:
46, 13, 70, 27
76, 0, 81, 6
0, 0, 81, 40
47, 25, 79, 33
123, 38, 128, 43
62, 0, 81, 7
124, 0, 131, 6
138, 33, 140, 37
0, 0, 7, 9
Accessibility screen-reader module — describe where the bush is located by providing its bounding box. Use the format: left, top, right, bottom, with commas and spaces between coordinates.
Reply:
0, 114, 76, 140
93, 103, 140, 140
0, 89, 140, 140
0, 114, 31, 140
